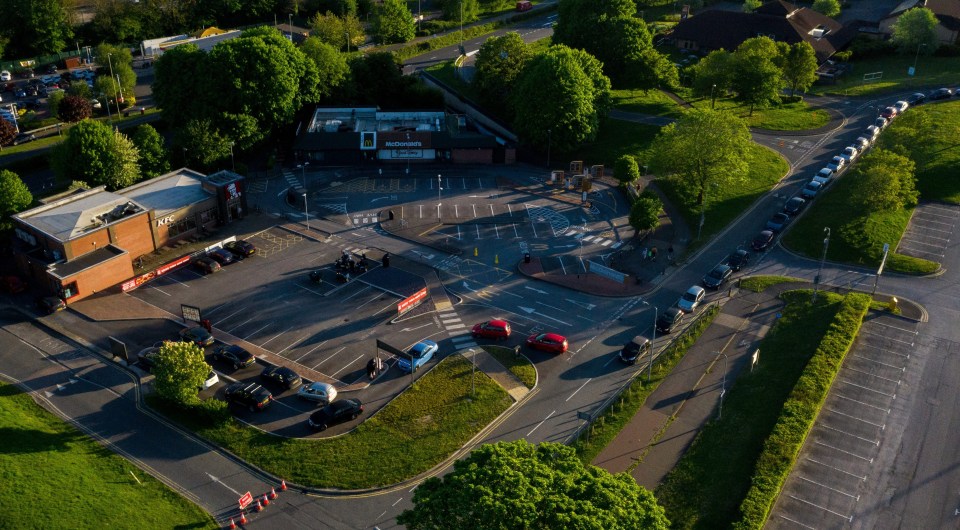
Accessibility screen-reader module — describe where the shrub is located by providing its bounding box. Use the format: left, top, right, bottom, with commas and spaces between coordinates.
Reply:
849, 35, 895, 60
934, 43, 960, 57
832, 50, 852, 62
780, 95, 803, 104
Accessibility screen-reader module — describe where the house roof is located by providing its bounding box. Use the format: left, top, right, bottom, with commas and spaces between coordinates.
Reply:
885, 0, 960, 31
118, 168, 213, 217
14, 187, 147, 242
670, 1, 853, 62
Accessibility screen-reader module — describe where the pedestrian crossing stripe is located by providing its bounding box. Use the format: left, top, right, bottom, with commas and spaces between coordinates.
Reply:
451, 335, 474, 343
446, 324, 466, 330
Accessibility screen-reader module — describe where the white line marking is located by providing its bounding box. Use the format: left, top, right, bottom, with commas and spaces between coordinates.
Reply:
566, 379, 592, 402
294, 340, 328, 362
149, 285, 171, 296
330, 355, 364, 378
243, 322, 272, 340
260, 326, 294, 347
527, 410, 556, 437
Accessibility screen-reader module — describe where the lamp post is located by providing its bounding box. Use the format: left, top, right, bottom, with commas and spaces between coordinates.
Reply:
546, 128, 552, 169
711, 83, 717, 109
460, 1, 464, 49
229, 142, 235, 171
641, 301, 657, 382
302, 192, 310, 231
813, 227, 830, 302
345, 31, 350, 53
911, 43, 926, 75
107, 53, 121, 119
298, 161, 309, 188
418, 0, 422, 33
717, 352, 728, 420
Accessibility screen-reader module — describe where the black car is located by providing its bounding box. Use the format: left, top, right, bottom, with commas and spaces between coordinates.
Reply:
752, 230, 776, 251
930, 88, 953, 100
702, 264, 733, 290
906, 92, 926, 105
619, 336, 651, 365
726, 249, 750, 271
37, 296, 66, 314
213, 344, 256, 369
656, 307, 684, 334
308, 398, 364, 431
765, 212, 791, 232
224, 240, 256, 257
223, 382, 272, 412
44, 64, 58, 75
194, 256, 221, 274
260, 365, 302, 390
207, 248, 236, 266
783, 197, 806, 215
179, 326, 215, 347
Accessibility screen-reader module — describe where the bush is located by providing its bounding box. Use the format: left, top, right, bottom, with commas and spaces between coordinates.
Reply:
849, 35, 895, 60
934, 43, 960, 57
780, 95, 803, 104
193, 398, 231, 426
832, 50, 852, 62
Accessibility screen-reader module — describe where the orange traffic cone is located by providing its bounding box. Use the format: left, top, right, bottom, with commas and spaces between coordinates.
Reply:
255, 500, 264, 513
269, 487, 278, 500
228, 517, 237, 529
280, 479, 288, 491
262, 493, 270, 507
239, 511, 248, 525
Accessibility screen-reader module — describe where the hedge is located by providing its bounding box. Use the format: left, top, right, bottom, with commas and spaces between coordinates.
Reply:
733, 291, 871, 529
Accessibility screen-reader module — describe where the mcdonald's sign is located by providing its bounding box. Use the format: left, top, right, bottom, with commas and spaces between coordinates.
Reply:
360, 131, 377, 151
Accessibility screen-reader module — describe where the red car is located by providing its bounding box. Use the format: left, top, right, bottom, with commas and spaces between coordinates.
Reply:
526, 332, 569, 353
880, 106, 898, 119
472, 319, 511, 340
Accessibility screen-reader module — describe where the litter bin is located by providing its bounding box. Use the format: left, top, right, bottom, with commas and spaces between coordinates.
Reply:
382, 253, 390, 268
524, 253, 531, 264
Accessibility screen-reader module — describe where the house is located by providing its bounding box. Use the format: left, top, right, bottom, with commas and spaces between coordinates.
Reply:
669, 0, 859, 63
879, 0, 960, 45
141, 27, 242, 57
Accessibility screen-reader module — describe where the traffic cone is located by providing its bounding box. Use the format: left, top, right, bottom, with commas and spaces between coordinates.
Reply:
280, 479, 288, 491
262, 493, 270, 507
239, 512, 248, 525
255, 500, 264, 512
228, 517, 236, 529
269, 487, 278, 500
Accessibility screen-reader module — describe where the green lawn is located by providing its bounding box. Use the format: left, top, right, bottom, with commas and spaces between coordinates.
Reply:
0, 383, 217, 529
611, 88, 684, 118
426, 60, 480, 103
569, 118, 661, 168
656, 291, 846, 529
739, 275, 803, 293
0, 109, 161, 159
811, 55, 960, 97
151, 355, 512, 489
910, 100, 960, 204
483, 345, 537, 388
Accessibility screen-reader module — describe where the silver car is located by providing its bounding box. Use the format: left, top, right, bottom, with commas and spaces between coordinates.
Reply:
297, 381, 338, 404
677, 285, 706, 313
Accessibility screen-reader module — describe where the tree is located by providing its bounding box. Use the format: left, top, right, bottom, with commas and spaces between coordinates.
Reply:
176, 119, 233, 170
511, 45, 611, 152
648, 109, 752, 211
311, 11, 365, 51
51, 119, 141, 190
614, 154, 640, 186
474, 32, 531, 115
742, 0, 761, 12
630, 191, 663, 233
0, 169, 32, 231
316, 0, 357, 16
152, 341, 211, 406
441, 0, 479, 23
0, 118, 15, 146
58, 95, 93, 123
340, 52, 443, 109
300, 37, 351, 99
732, 37, 783, 114
690, 49, 735, 99
848, 149, 917, 212
812, 0, 841, 18
0, 0, 73, 56
131, 125, 170, 179
153, 44, 211, 126
371, 0, 415, 44
891, 8, 940, 55
397, 440, 669, 530
781, 42, 818, 95
67, 81, 93, 99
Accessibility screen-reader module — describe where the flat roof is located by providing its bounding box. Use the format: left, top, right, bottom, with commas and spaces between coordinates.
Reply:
307, 107, 446, 134
49, 244, 128, 279
119, 168, 213, 217
14, 187, 146, 242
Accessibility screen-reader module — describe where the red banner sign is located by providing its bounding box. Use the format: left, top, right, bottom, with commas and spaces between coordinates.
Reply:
121, 255, 191, 292
238, 491, 253, 510
397, 287, 428, 315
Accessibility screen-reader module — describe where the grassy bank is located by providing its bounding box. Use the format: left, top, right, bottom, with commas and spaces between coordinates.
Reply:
909, 100, 960, 204
483, 345, 537, 388
811, 55, 960, 97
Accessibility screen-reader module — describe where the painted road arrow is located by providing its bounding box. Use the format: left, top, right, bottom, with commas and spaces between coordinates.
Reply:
517, 306, 571, 326
524, 286, 548, 295
565, 299, 596, 310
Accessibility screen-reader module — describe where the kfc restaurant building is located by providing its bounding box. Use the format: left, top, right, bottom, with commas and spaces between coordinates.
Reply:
11, 168, 246, 304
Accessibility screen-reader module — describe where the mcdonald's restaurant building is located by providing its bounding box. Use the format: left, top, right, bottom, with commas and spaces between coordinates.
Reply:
293, 107, 515, 165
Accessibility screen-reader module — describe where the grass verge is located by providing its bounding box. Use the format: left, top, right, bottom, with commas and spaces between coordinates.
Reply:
908, 100, 960, 204
739, 275, 803, 293
0, 382, 217, 529
482, 345, 537, 388
611, 88, 684, 118
574, 305, 721, 463
655, 290, 865, 529
149, 355, 511, 489
810, 55, 960, 97
569, 118, 661, 168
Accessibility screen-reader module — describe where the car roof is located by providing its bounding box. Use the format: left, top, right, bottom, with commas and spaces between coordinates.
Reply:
664, 307, 683, 317
686, 285, 705, 294
487, 319, 508, 327
541, 332, 566, 341
306, 381, 333, 390
712, 263, 731, 273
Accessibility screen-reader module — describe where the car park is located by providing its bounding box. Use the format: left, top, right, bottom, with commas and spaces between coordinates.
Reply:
801, 180, 822, 199
193, 256, 221, 274
223, 382, 272, 412
44, 64, 58, 75
207, 248, 236, 266
619, 336, 651, 364
37, 296, 66, 314
783, 196, 806, 215
19, 99, 41, 110
19, 68, 34, 78
260, 365, 302, 390
526, 332, 569, 353
0, 70, 10, 81
892, 100, 909, 113
212, 344, 255, 369
766, 212, 791, 232
224, 239, 256, 257
702, 264, 732, 290
308, 270, 324, 283
726, 249, 750, 271
398, 340, 438, 373
308, 398, 363, 431
752, 229, 776, 251
677, 285, 706, 313
826, 156, 846, 173
656, 307, 684, 333
297, 381, 337, 404
880, 106, 898, 119
471, 319, 511, 340
840, 146, 860, 163
180, 326, 215, 347
929, 88, 953, 100
906, 93, 926, 106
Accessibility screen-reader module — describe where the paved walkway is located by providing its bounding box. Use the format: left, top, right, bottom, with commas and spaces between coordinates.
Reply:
462, 348, 530, 401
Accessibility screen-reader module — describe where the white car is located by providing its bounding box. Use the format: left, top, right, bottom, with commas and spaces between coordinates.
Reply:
297, 381, 337, 404
854, 137, 871, 150
840, 146, 859, 163
0, 70, 10, 82
201, 370, 219, 390
812, 168, 834, 186
865, 124, 881, 140
893, 100, 909, 113
677, 285, 706, 313
826, 156, 846, 172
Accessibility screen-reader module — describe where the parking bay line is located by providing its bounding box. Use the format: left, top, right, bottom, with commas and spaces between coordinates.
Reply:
260, 325, 294, 347
798, 476, 860, 500
314, 346, 346, 369
213, 307, 247, 326
149, 285, 171, 297
845, 366, 902, 384
853, 353, 905, 370
826, 407, 886, 429
526, 409, 556, 437
820, 424, 880, 446
786, 495, 854, 522
815, 440, 873, 463
226, 316, 256, 334
329, 354, 364, 378
777, 514, 816, 530
807, 457, 867, 481
838, 378, 896, 398
342, 285, 372, 301
863, 321, 919, 335
293, 340, 328, 363
835, 393, 891, 413
243, 322, 273, 341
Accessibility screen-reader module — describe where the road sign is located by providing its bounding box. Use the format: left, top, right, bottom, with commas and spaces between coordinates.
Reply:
397, 287, 428, 316
181, 304, 201, 324
239, 491, 253, 510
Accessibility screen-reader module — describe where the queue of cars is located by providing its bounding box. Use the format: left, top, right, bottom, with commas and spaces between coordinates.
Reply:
192, 239, 256, 274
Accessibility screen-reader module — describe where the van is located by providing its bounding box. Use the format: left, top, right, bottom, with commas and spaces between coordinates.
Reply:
619, 336, 651, 364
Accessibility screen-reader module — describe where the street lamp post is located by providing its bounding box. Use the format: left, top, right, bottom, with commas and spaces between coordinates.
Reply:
547, 128, 552, 169
418, 0, 422, 33
813, 227, 830, 302
711, 84, 717, 109
345, 31, 350, 53
298, 162, 309, 188
912, 43, 926, 75
302, 192, 310, 231
641, 301, 657, 382
107, 54, 121, 119
229, 142, 235, 171
717, 352, 728, 420
288, 14, 293, 41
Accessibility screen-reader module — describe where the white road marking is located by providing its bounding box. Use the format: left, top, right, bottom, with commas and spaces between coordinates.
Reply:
527, 410, 556, 437
330, 355, 364, 378
566, 378, 592, 402
293, 340, 328, 362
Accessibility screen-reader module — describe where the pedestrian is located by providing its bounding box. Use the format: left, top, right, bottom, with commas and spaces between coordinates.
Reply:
650, 247, 658, 262
667, 245, 674, 262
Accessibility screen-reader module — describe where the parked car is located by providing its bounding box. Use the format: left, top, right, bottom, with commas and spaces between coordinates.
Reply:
13, 88, 25, 98
207, 248, 236, 266
865, 124, 881, 140
398, 340, 438, 373
224, 239, 256, 257
212, 344, 255, 369
840, 146, 860, 163
179, 326, 215, 347
37, 296, 66, 314
193, 256, 221, 274
752, 229, 776, 251
1, 275, 26, 294
656, 307, 684, 333
702, 264, 733, 290
11, 132, 36, 145
526, 332, 569, 353
90, 99, 102, 109
813, 167, 834, 186
906, 92, 926, 106
19, 98, 41, 110
0, 70, 10, 82
471, 319, 511, 340
766, 212, 791, 232
260, 365, 302, 390
677, 285, 706, 313
619, 336, 651, 365
308, 270, 324, 283
874, 117, 889, 130
880, 106, 898, 119
44, 64, 58, 75
308, 398, 363, 431
201, 371, 219, 390
297, 381, 338, 404
826, 156, 846, 173
138, 347, 161, 371
929, 88, 953, 100
726, 249, 750, 271
19, 68, 34, 78
855, 137, 872, 150
801, 180, 823, 199
892, 100, 909, 113
783, 196, 806, 215
223, 382, 272, 412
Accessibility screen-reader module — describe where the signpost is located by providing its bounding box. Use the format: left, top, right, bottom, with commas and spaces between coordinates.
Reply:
397, 287, 428, 316
873, 243, 890, 295
238, 491, 253, 510
181, 304, 202, 324
586, 261, 627, 284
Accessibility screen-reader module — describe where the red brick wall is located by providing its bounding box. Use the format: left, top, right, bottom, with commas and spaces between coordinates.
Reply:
452, 148, 493, 164
65, 230, 111, 260
109, 213, 155, 259
62, 255, 134, 302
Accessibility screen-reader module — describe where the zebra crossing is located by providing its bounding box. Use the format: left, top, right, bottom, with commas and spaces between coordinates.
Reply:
438, 308, 478, 349
282, 170, 303, 189
565, 229, 623, 249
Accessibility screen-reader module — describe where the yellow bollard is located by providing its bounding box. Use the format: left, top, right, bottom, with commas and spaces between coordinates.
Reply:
495, 254, 499, 265
474, 247, 478, 257
888, 296, 898, 312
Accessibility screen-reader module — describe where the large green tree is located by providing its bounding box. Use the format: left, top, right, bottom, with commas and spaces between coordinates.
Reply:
176, 119, 234, 171
848, 149, 918, 212
781, 42, 818, 95
614, 154, 640, 186
648, 109, 752, 209
0, 0, 73, 56
131, 125, 170, 179
397, 440, 669, 530
630, 191, 663, 233
152, 341, 211, 406
51, 119, 141, 190
891, 7, 940, 55
300, 37, 351, 99
441, 0, 480, 23
690, 49, 735, 99
511, 45, 611, 152
153, 44, 211, 126
812, 0, 841, 18
0, 169, 32, 231
732, 37, 783, 114
371, 0, 415, 44
473, 32, 531, 116
310, 10, 365, 51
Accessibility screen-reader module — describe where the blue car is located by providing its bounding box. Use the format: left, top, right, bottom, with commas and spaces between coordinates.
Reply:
398, 340, 438, 373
